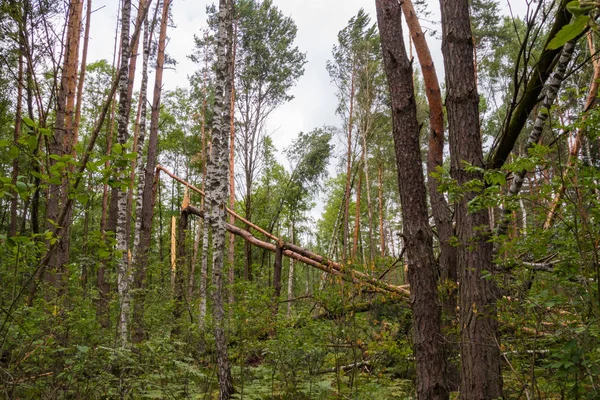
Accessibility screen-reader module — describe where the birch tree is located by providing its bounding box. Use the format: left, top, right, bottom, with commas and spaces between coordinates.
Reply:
206, 0, 235, 397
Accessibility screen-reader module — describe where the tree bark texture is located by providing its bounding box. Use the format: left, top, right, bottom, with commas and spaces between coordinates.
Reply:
402, 0, 458, 388
115, 0, 133, 347
440, 0, 503, 397
376, 2, 448, 398
133, 0, 170, 341
207, 0, 235, 397
132, 0, 156, 344
228, 20, 237, 304
48, 0, 83, 273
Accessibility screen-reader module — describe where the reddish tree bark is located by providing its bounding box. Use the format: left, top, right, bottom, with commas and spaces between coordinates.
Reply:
376, 1, 448, 398
402, 0, 458, 388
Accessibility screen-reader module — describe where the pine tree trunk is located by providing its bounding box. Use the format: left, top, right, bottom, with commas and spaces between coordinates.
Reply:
342, 65, 356, 263
376, 1, 448, 398
40, 0, 82, 287
352, 168, 362, 259
402, 0, 459, 388
439, 0, 503, 397
360, 130, 375, 262
54, 0, 83, 269
72, 0, 92, 145
377, 162, 385, 257
207, 1, 235, 397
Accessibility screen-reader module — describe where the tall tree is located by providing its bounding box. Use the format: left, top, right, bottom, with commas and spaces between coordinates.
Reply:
48, 0, 83, 274
440, 0, 503, 397
233, 0, 306, 279
114, 0, 133, 346
376, 1, 448, 398
207, 0, 235, 397
133, 0, 171, 342
402, 0, 458, 387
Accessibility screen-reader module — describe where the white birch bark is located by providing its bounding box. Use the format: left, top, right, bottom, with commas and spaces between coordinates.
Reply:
116, 0, 133, 347
206, 0, 235, 397
132, 2, 152, 254
497, 41, 575, 235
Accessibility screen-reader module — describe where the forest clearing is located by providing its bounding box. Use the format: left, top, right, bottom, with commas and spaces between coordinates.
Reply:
2, 0, 600, 398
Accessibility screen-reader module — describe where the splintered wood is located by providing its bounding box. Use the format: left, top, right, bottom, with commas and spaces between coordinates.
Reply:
159, 164, 409, 298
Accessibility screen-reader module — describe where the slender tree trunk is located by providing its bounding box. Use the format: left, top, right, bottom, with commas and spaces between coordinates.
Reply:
126, 0, 149, 254
244, 197, 253, 280
199, 34, 210, 328
173, 209, 189, 335
72, 0, 92, 144
272, 242, 283, 316
352, 168, 362, 259
101, 3, 120, 235
544, 40, 600, 229
9, 51, 23, 237
97, 5, 121, 325
189, 220, 202, 299
228, 20, 237, 304
133, 0, 171, 342
499, 41, 576, 235
440, 0, 503, 397
207, 0, 235, 397
131, 0, 157, 344
342, 64, 356, 263
9, 2, 28, 238
286, 221, 295, 318
115, 0, 133, 347
377, 162, 385, 257
199, 217, 209, 328
48, 0, 83, 276
360, 130, 375, 262
376, 2, 448, 398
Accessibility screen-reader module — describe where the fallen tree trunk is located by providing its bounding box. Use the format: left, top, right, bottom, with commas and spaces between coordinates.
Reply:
184, 205, 409, 298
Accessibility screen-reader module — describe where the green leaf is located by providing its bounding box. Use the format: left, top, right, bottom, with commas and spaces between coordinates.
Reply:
566, 1, 594, 16
15, 181, 28, 193
22, 116, 36, 128
27, 135, 38, 152
547, 15, 589, 50
76, 193, 89, 205
10, 145, 19, 159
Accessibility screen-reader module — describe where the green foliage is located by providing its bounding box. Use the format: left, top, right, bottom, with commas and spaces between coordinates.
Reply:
547, 14, 590, 50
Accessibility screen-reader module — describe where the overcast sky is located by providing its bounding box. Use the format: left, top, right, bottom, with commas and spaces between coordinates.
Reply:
87, 0, 527, 157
